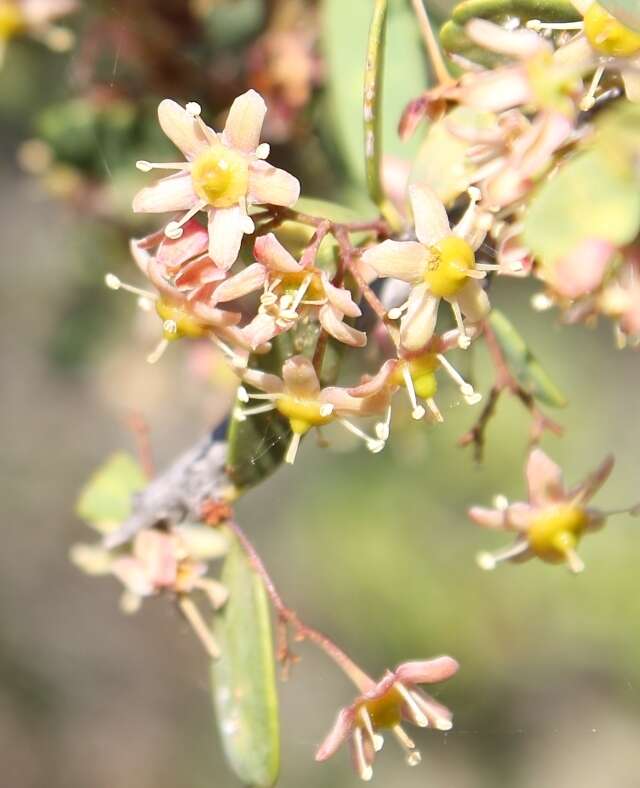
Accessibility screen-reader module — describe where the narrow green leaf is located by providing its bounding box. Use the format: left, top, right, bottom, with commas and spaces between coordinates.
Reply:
75, 452, 146, 533
363, 0, 386, 205
212, 536, 279, 788
489, 310, 567, 408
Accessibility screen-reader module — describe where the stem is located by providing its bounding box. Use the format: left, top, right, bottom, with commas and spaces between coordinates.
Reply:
410, 0, 453, 86
224, 519, 374, 693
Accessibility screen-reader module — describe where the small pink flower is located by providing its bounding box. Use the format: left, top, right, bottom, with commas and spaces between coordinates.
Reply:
469, 448, 628, 572
242, 232, 366, 349
544, 238, 615, 299
236, 355, 392, 463
315, 657, 458, 781
133, 91, 300, 270
362, 185, 494, 352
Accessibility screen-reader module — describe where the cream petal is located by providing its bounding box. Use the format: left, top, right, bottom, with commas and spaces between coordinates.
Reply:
253, 233, 303, 272
282, 356, 321, 399
450, 280, 490, 323
465, 18, 550, 58
242, 367, 284, 393
132, 172, 199, 213
395, 656, 459, 686
319, 305, 367, 347
212, 263, 266, 304
110, 557, 154, 597
622, 66, 640, 103
315, 708, 355, 762
553, 34, 594, 70
242, 313, 279, 349
157, 99, 209, 160
322, 275, 361, 318
223, 89, 267, 153
361, 240, 426, 283
208, 205, 249, 270
399, 284, 439, 352
459, 67, 533, 113
468, 506, 507, 530
409, 184, 450, 246
249, 160, 300, 207
526, 448, 565, 506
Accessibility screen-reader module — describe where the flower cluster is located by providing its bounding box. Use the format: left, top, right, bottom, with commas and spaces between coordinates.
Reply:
0, 0, 76, 62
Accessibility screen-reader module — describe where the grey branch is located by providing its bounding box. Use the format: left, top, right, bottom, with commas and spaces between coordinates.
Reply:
103, 435, 228, 549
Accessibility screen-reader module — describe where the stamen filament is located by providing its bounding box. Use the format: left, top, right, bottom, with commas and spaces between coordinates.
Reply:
165, 201, 207, 239
395, 682, 429, 727
353, 726, 373, 782
451, 301, 471, 349
359, 708, 384, 752
178, 596, 221, 659
402, 366, 426, 420
476, 540, 529, 570
136, 161, 190, 172
527, 19, 583, 31
285, 433, 302, 464
580, 65, 605, 111
338, 419, 386, 453
147, 338, 169, 365
105, 273, 157, 300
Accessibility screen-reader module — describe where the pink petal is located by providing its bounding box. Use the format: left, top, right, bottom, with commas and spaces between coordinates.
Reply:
400, 284, 439, 352
526, 448, 565, 506
156, 218, 209, 271
242, 313, 279, 349
282, 355, 320, 398
208, 206, 250, 270
409, 184, 450, 246
551, 239, 614, 298
348, 360, 397, 397
242, 367, 284, 393
450, 280, 490, 322
192, 301, 242, 328
249, 160, 300, 207
134, 531, 178, 588
468, 506, 506, 530
254, 233, 303, 272
23, 0, 77, 24
130, 239, 152, 275
465, 18, 550, 59
223, 90, 267, 153
322, 276, 361, 318
212, 263, 266, 304
571, 455, 615, 505
362, 240, 425, 282
133, 172, 199, 213
174, 255, 226, 290
459, 67, 533, 113
395, 656, 459, 685
315, 707, 355, 762
318, 305, 367, 347
157, 99, 209, 160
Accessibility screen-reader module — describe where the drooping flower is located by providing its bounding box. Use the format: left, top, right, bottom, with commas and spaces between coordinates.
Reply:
362, 185, 494, 351
235, 355, 392, 463
347, 328, 481, 425
468, 447, 637, 572
242, 232, 366, 349
133, 91, 300, 270
315, 657, 458, 781
0, 0, 76, 63
108, 219, 265, 364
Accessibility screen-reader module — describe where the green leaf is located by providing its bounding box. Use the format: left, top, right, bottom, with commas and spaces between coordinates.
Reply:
410, 106, 496, 205
523, 148, 640, 266
489, 310, 567, 408
212, 536, 279, 788
322, 0, 427, 186
76, 453, 147, 533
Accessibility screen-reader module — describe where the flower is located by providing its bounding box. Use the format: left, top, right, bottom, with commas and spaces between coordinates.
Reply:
133, 91, 300, 270
110, 219, 266, 364
315, 657, 458, 781
242, 232, 366, 349
599, 251, 640, 347
468, 447, 634, 572
236, 355, 392, 463
362, 184, 494, 351
0, 0, 76, 62
347, 328, 481, 424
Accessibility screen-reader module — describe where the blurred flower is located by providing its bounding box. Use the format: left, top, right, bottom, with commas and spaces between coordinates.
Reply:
133, 92, 300, 269
362, 185, 494, 352
0, 0, 76, 63
236, 355, 391, 463
242, 232, 366, 349
315, 657, 458, 781
468, 447, 634, 572
599, 250, 640, 346
542, 237, 615, 299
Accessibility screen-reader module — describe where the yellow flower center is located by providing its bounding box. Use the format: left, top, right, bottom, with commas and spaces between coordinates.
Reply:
391, 354, 439, 400
0, 2, 25, 40
155, 299, 209, 340
360, 686, 404, 730
584, 3, 640, 57
276, 394, 334, 435
424, 236, 475, 298
278, 271, 325, 302
527, 504, 588, 563
191, 144, 249, 208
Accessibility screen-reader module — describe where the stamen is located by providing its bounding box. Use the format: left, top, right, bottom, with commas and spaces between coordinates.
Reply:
395, 683, 429, 727
580, 65, 605, 111
531, 292, 554, 311
285, 433, 302, 465
165, 201, 207, 239
359, 708, 384, 752
194, 577, 229, 609
426, 398, 444, 422
185, 102, 202, 117
255, 143, 270, 159
237, 386, 250, 403
476, 262, 501, 272
453, 186, 481, 240
375, 406, 392, 441
146, 338, 169, 365
565, 548, 585, 574
136, 160, 190, 172
436, 353, 482, 404
388, 300, 409, 320
391, 725, 421, 766
319, 403, 335, 417
338, 419, 386, 453
402, 366, 426, 420
290, 275, 313, 312
450, 302, 471, 349
465, 269, 488, 279
493, 494, 509, 511
233, 403, 276, 421
210, 335, 248, 368
527, 19, 583, 31
352, 726, 373, 782
178, 596, 221, 659
105, 273, 157, 301
476, 540, 529, 570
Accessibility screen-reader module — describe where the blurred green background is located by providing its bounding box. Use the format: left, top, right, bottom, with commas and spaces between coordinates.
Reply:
2, 1, 640, 787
